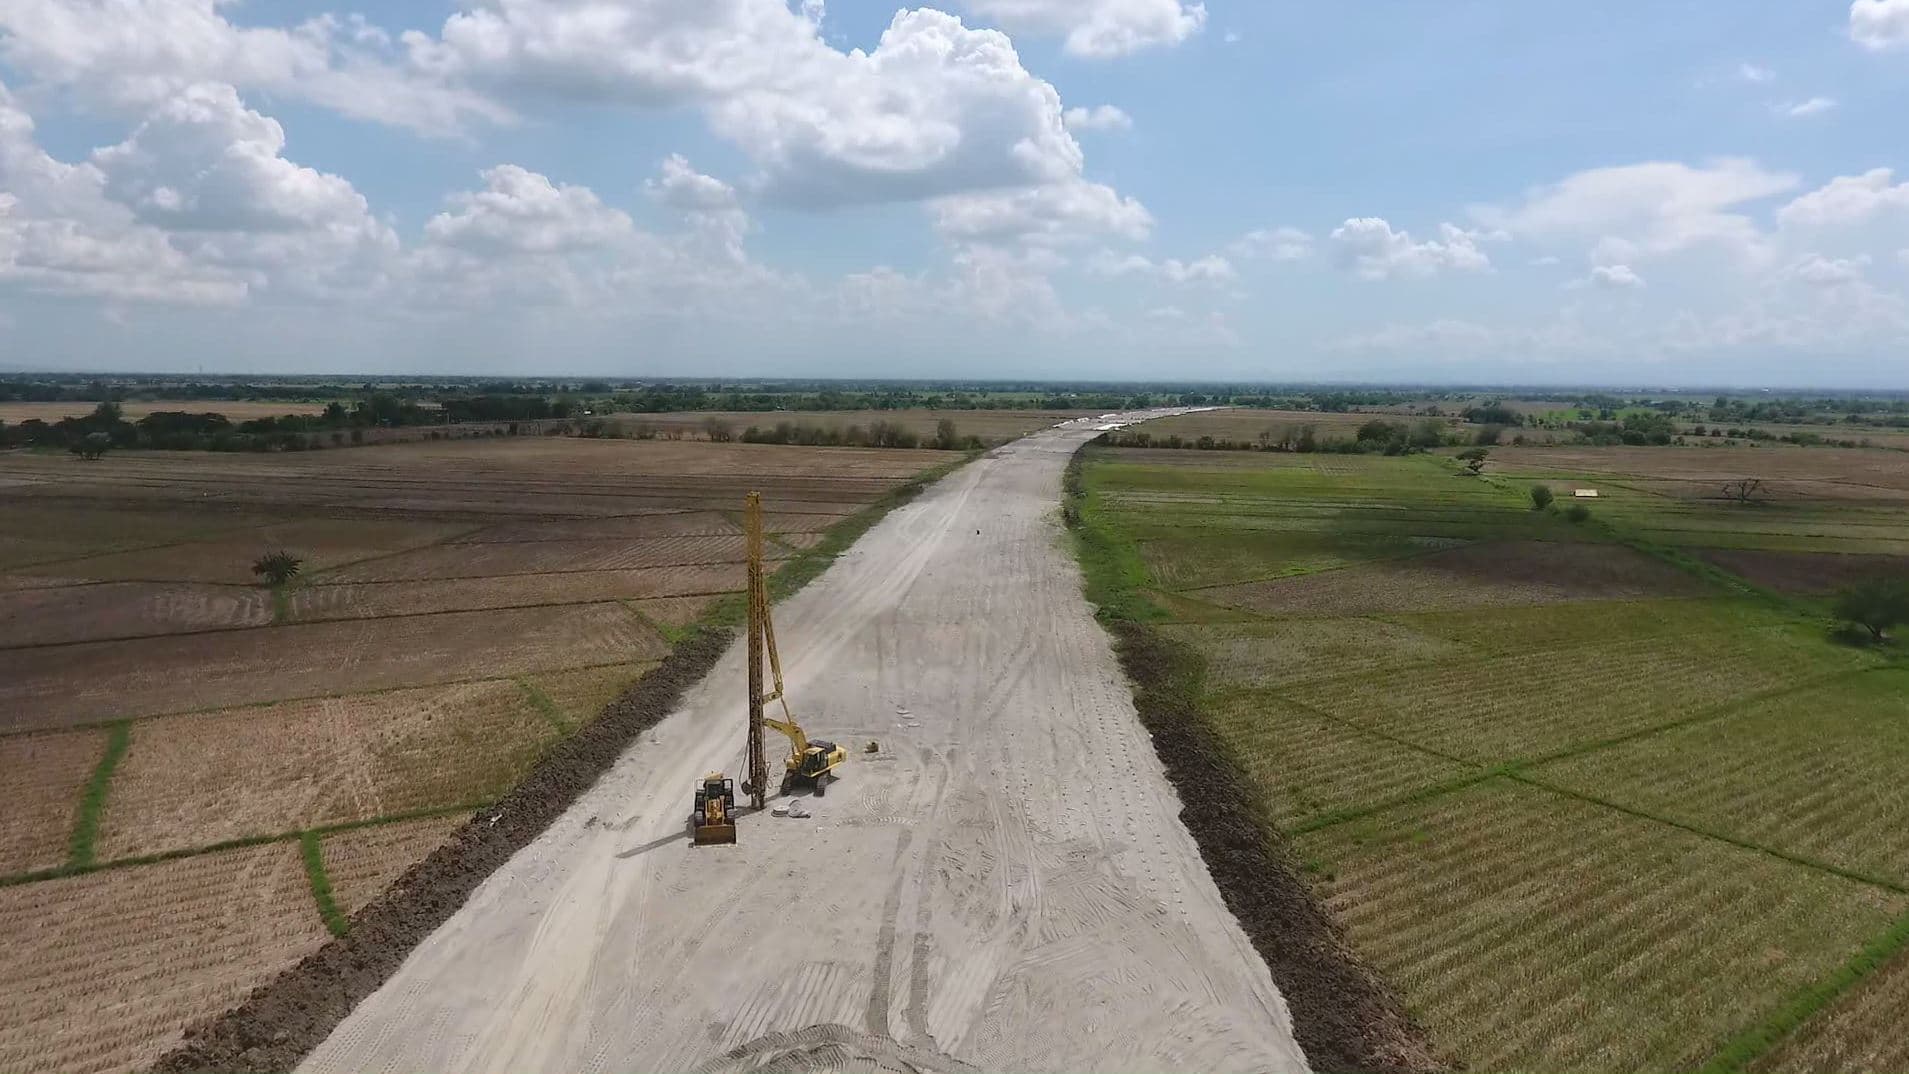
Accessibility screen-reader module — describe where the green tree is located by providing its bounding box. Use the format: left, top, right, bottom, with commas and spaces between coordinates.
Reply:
252, 551, 303, 587
1564, 503, 1592, 524
934, 418, 960, 450
71, 432, 112, 460
1530, 484, 1555, 511
1458, 447, 1489, 474
1834, 579, 1909, 643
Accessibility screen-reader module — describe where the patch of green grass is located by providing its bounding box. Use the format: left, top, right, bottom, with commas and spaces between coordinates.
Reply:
66, 720, 130, 868
300, 829, 349, 937
1708, 910, 1909, 1074
1069, 452, 1164, 622
514, 678, 569, 734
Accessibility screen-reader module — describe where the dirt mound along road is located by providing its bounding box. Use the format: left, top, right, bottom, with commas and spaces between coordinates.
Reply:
295, 415, 1309, 1074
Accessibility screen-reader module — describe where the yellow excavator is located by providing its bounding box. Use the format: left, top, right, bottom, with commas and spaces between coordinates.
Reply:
739, 492, 847, 808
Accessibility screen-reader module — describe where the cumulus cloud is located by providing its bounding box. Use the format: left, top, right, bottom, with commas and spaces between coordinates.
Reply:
646, 154, 739, 212
424, 165, 633, 254
1063, 105, 1133, 133
1476, 158, 1799, 266
1091, 251, 1236, 284
1738, 62, 1775, 83
930, 180, 1152, 246
0, 1, 502, 133
1330, 218, 1490, 280
1777, 97, 1837, 118
1230, 226, 1313, 261
1588, 264, 1645, 289
91, 84, 373, 234
1851, 0, 1909, 49
1777, 168, 1909, 228
1791, 254, 1869, 286
959, 0, 1207, 57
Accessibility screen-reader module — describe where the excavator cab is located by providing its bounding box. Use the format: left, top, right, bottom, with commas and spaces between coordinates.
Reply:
691, 772, 737, 846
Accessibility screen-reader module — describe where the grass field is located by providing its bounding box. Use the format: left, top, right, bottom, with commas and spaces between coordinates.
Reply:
0, 436, 951, 1072
1076, 440, 1909, 1071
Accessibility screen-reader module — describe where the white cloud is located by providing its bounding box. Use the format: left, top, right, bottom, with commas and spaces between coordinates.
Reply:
0, 78, 407, 306
1588, 264, 1645, 289
710, 10, 1084, 207
1230, 226, 1313, 261
1777, 168, 1909, 228
1063, 105, 1134, 133
1738, 62, 1775, 83
424, 165, 633, 254
1091, 251, 1236, 284
1791, 253, 1869, 287
0, 1, 501, 134
1777, 96, 1838, 118
646, 154, 739, 212
959, 0, 1207, 58
930, 179, 1152, 246
1477, 159, 1799, 266
1851, 0, 1909, 49
91, 84, 373, 234
1330, 218, 1490, 280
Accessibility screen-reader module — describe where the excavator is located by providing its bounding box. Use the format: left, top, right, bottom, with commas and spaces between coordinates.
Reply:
692, 492, 846, 845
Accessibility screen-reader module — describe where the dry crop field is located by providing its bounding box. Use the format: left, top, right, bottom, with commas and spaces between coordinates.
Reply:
1076, 443, 1909, 1072
0, 400, 335, 423
0, 436, 944, 1074
603, 407, 1098, 444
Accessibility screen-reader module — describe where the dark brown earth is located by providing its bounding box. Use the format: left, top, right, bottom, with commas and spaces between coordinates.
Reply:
1697, 549, 1909, 595
147, 628, 732, 1074
1110, 619, 1445, 1074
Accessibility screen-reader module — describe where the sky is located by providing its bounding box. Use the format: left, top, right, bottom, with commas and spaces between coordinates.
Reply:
2, 1, 1909, 386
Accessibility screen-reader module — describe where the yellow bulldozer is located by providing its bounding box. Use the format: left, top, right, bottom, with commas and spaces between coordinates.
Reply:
691, 772, 737, 846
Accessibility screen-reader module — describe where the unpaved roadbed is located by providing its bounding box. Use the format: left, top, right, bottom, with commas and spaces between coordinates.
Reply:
169, 414, 1312, 1074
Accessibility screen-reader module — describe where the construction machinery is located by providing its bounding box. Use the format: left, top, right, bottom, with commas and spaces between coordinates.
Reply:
690, 772, 737, 846
739, 492, 848, 808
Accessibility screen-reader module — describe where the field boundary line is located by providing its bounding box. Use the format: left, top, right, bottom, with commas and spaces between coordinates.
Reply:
1288, 667, 1882, 837
1508, 772, 1907, 894
515, 679, 570, 734
301, 831, 350, 937
66, 720, 131, 869
1699, 909, 1909, 1073
1516, 667, 1884, 771
1, 801, 489, 890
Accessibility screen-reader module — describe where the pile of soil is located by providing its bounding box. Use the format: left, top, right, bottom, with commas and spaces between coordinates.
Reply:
1109, 619, 1446, 1074
149, 628, 734, 1074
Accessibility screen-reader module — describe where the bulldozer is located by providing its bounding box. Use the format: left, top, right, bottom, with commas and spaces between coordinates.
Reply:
738, 491, 847, 807
690, 772, 737, 846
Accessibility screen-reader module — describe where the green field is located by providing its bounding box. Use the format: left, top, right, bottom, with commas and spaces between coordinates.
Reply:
1074, 445, 1909, 1072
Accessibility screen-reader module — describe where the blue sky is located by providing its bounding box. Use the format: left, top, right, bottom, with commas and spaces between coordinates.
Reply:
2, 0, 1908, 385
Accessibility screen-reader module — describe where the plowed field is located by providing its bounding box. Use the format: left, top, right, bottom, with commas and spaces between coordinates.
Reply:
0, 436, 947, 1073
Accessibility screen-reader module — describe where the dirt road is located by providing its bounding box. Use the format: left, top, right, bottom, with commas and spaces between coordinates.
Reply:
301, 414, 1307, 1074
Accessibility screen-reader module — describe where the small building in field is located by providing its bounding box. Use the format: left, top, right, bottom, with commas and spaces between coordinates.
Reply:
1574, 489, 1600, 498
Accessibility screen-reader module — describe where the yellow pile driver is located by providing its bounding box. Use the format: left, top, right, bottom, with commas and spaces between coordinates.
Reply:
739, 492, 847, 807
